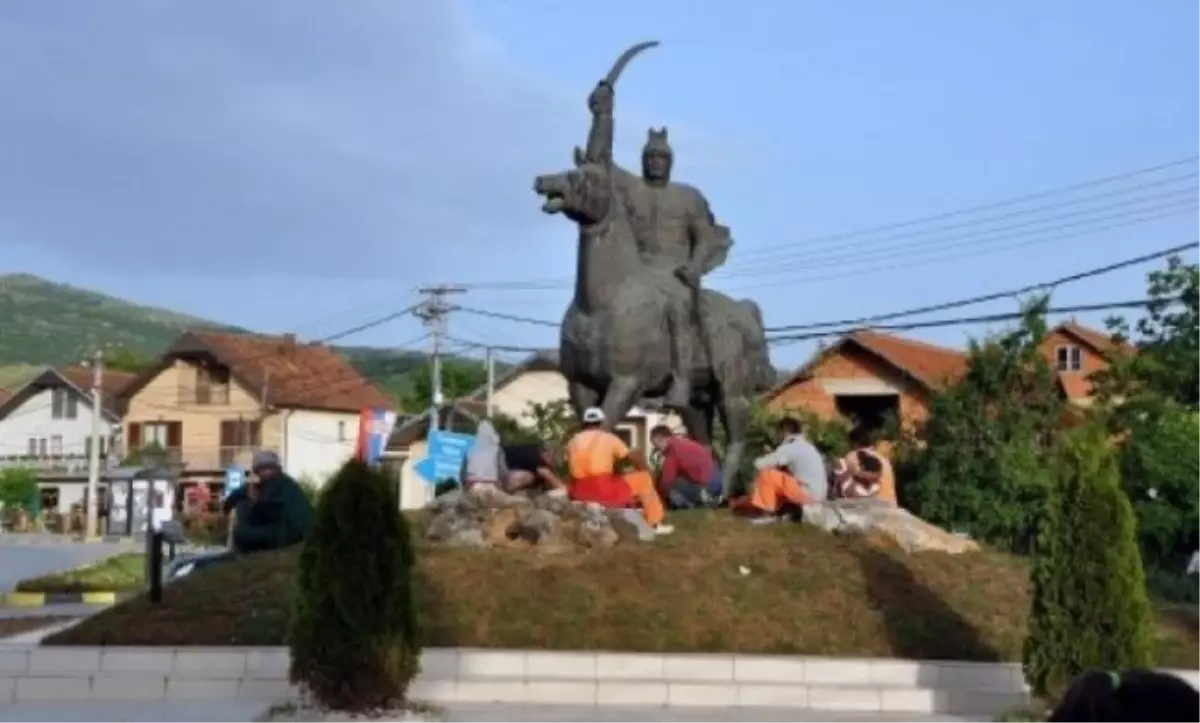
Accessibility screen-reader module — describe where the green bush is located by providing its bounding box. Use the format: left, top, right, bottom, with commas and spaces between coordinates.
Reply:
1023, 423, 1154, 699
288, 460, 420, 711
0, 467, 39, 515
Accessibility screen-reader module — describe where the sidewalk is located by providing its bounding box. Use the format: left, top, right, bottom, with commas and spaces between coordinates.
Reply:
0, 702, 973, 722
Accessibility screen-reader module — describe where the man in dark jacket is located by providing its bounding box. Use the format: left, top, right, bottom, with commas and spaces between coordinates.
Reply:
224, 450, 312, 553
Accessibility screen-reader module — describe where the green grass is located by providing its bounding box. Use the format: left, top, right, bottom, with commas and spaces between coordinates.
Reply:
17, 553, 146, 594
42, 512, 1200, 668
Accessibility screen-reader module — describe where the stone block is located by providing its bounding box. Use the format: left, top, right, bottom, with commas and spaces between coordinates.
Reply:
100, 648, 176, 675
946, 689, 1028, 716
455, 680, 527, 703
525, 652, 596, 680
525, 681, 597, 705
15, 676, 91, 702
595, 682, 668, 706
869, 659, 927, 686
667, 682, 738, 706
457, 650, 525, 678
0, 676, 14, 704
244, 648, 290, 680
167, 678, 241, 700
92, 675, 167, 701
28, 648, 101, 675
418, 649, 459, 679
736, 684, 809, 708
173, 650, 247, 678
807, 685, 882, 711
936, 662, 1022, 692
803, 658, 873, 685
663, 654, 734, 682
733, 656, 806, 683
237, 678, 296, 701
0, 649, 28, 674
407, 679, 458, 703
881, 687, 941, 713
595, 653, 664, 680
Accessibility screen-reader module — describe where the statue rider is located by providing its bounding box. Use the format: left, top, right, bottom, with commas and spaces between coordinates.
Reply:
585, 80, 733, 410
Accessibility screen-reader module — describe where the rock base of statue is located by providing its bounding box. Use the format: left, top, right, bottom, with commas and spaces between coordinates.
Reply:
424, 484, 657, 551
802, 499, 980, 554
253, 696, 441, 720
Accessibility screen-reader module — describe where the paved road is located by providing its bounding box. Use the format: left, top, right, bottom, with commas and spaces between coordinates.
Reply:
0, 702, 972, 722
0, 540, 127, 594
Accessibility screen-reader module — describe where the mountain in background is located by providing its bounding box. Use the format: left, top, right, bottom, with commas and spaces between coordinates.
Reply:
0, 273, 500, 406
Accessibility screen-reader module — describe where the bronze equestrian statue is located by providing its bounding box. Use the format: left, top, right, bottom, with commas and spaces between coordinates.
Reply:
532, 41, 775, 494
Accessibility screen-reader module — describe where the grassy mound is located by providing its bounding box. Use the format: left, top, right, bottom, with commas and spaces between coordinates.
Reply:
43, 512, 1198, 667
16, 553, 145, 594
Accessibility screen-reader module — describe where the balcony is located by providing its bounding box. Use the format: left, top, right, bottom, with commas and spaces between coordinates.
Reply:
177, 445, 263, 471
0, 454, 116, 476
179, 384, 230, 405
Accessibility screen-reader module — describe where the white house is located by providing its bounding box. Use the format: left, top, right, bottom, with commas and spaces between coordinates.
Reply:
468, 349, 684, 451
0, 366, 132, 512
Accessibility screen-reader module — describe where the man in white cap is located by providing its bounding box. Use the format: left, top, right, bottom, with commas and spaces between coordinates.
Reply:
564, 407, 673, 535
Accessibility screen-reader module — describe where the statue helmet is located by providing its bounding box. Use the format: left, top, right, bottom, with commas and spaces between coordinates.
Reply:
643, 127, 672, 157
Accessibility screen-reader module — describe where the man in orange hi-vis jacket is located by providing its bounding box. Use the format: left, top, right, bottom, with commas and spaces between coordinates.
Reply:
565, 407, 674, 535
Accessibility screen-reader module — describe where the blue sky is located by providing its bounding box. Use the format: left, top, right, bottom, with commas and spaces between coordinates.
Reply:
0, 0, 1196, 369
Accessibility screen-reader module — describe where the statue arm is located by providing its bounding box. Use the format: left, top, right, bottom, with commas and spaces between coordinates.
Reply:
686, 191, 733, 277
584, 83, 638, 183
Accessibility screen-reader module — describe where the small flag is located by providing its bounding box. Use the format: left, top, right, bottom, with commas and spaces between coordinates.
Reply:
356, 408, 398, 466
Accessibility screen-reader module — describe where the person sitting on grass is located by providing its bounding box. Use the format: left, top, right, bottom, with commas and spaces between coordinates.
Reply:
729, 416, 827, 523
832, 426, 897, 505
565, 407, 674, 535
649, 424, 721, 509
463, 420, 507, 491
224, 450, 313, 554
502, 439, 568, 498
1048, 668, 1199, 722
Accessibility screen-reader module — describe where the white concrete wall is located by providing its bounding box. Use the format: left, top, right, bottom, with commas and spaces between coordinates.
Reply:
281, 409, 359, 486
0, 387, 100, 461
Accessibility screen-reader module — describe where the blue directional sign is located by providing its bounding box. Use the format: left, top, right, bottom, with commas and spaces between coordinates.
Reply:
414, 431, 476, 484
224, 466, 245, 499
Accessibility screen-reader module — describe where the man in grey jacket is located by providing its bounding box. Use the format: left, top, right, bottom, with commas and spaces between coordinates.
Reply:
731, 417, 828, 522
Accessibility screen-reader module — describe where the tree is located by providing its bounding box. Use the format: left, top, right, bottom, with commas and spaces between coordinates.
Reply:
289, 460, 420, 711
400, 358, 487, 412
0, 467, 39, 514
898, 299, 1067, 553
1023, 422, 1153, 699
104, 348, 156, 373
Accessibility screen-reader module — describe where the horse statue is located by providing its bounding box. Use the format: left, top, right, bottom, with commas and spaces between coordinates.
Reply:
532, 42, 775, 493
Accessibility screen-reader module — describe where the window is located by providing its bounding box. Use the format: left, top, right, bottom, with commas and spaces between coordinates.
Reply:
65, 394, 78, 419
39, 486, 60, 513
49, 435, 63, 456
27, 438, 36, 456
50, 388, 64, 418
1055, 345, 1082, 372
37, 438, 47, 457
614, 426, 635, 449
337, 420, 347, 442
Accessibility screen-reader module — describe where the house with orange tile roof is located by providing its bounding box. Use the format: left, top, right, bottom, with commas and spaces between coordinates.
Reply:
118, 329, 395, 488
0, 365, 135, 512
1038, 321, 1131, 407
765, 329, 968, 435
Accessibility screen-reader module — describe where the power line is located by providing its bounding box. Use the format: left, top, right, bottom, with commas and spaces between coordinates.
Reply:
766, 299, 1156, 344
722, 186, 1197, 276
453, 306, 560, 328
765, 241, 1198, 332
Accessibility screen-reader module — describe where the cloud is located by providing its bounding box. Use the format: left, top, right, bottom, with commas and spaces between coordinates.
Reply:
0, 0, 638, 279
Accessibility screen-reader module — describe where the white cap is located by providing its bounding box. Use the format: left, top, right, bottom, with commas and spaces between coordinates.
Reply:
582, 407, 606, 424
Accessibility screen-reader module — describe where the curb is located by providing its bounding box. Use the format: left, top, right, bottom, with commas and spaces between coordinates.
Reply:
2, 591, 124, 607
0, 535, 141, 547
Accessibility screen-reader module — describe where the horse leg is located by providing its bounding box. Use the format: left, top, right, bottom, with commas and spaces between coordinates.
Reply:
717, 393, 751, 499
677, 404, 711, 446
600, 375, 642, 435
567, 381, 600, 421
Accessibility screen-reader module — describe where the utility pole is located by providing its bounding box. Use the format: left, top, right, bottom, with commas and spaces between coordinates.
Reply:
85, 349, 104, 539
485, 346, 495, 419
415, 285, 466, 432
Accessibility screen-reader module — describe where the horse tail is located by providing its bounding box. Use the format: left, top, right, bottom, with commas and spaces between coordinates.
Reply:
738, 299, 777, 392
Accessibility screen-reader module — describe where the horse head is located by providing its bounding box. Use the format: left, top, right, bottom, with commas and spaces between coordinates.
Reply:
533, 147, 617, 229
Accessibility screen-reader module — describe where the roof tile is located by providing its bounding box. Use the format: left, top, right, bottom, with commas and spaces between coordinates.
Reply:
848, 330, 969, 390
188, 330, 396, 412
